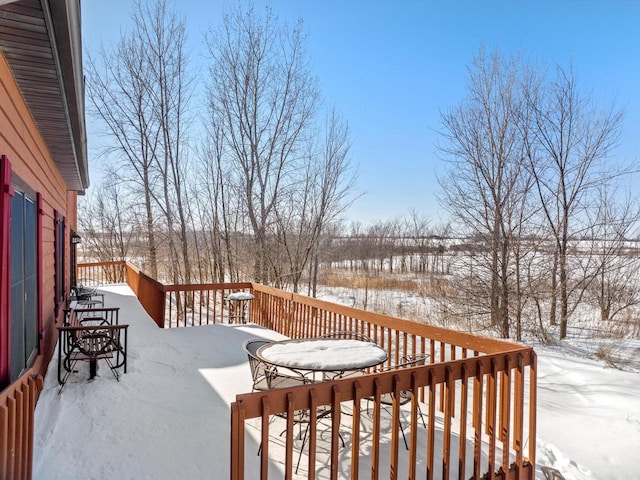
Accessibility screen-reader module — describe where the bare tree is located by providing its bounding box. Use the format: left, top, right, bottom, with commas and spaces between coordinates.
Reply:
306, 110, 356, 295
78, 175, 135, 264
205, 5, 321, 283
86, 19, 161, 277
438, 49, 535, 338
87, 0, 196, 283
138, 0, 194, 284
196, 123, 237, 282
527, 65, 624, 339
587, 184, 640, 323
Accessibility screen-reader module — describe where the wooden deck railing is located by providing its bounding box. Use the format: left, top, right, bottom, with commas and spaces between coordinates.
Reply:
76, 260, 126, 286
77, 262, 254, 328
77, 261, 537, 479
231, 349, 536, 479
239, 285, 537, 479
0, 371, 43, 480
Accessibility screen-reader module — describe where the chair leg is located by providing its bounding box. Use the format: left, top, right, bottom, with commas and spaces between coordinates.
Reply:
294, 422, 346, 474
103, 356, 121, 381
295, 422, 311, 474
400, 418, 409, 450
57, 358, 78, 394
378, 402, 411, 450
417, 403, 427, 428
295, 412, 345, 474
398, 401, 429, 450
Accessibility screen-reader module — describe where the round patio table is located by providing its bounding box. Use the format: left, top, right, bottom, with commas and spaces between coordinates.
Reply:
256, 337, 388, 378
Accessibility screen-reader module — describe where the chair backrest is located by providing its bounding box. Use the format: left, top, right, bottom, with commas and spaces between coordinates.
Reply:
266, 369, 308, 390
400, 354, 428, 367
320, 331, 372, 342
242, 339, 271, 384
377, 354, 429, 405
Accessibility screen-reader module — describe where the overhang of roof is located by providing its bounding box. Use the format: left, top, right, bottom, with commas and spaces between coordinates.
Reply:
0, 0, 89, 192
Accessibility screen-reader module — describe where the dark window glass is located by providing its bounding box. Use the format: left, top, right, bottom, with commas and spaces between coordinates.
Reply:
10, 191, 38, 381
54, 212, 65, 313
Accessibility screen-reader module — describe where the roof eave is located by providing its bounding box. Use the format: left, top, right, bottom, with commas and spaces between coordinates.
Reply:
45, 0, 89, 192
0, 0, 89, 192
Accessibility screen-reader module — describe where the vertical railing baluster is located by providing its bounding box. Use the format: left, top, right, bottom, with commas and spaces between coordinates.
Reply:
501, 356, 512, 474
473, 360, 484, 479
458, 363, 469, 480
513, 354, 525, 469
487, 358, 498, 479
427, 368, 436, 480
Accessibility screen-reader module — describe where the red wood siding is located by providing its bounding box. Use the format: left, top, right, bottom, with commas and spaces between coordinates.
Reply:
0, 49, 78, 384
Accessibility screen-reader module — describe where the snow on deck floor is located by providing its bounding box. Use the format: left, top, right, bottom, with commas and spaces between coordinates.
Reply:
32, 285, 640, 480
33, 285, 287, 479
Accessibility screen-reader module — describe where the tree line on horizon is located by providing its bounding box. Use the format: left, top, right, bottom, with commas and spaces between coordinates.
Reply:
80, 0, 639, 341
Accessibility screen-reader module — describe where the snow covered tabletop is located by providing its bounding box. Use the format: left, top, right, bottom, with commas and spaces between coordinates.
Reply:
257, 338, 388, 371
227, 292, 255, 301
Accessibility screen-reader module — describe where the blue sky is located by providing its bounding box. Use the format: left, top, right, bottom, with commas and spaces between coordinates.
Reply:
82, 1, 640, 226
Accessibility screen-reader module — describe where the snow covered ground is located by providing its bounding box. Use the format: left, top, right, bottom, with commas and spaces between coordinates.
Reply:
32, 285, 640, 479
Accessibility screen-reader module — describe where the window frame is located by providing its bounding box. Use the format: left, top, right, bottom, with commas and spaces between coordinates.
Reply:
0, 155, 43, 388
53, 210, 66, 318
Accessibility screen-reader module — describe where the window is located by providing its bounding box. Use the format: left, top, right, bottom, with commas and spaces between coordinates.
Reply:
0, 155, 40, 387
10, 190, 38, 382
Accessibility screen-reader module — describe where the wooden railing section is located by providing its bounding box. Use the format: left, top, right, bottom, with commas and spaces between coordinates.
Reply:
76, 260, 126, 286
77, 262, 254, 328
77, 261, 537, 479
232, 349, 536, 479
0, 371, 43, 480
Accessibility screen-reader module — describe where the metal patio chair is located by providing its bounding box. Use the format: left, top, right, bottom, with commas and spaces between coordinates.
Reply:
320, 330, 372, 342
368, 353, 429, 450
242, 339, 272, 392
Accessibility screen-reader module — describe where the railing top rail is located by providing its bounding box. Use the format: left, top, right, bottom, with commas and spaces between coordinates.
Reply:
250, 283, 292, 299
77, 260, 127, 268
163, 282, 253, 292
0, 367, 42, 403
251, 282, 527, 355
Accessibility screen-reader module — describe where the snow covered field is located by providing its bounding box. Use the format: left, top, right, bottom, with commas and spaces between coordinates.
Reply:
32, 285, 640, 479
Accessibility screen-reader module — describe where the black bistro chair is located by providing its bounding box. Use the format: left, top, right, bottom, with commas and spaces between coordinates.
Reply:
319, 330, 372, 342
242, 339, 272, 392
368, 354, 428, 450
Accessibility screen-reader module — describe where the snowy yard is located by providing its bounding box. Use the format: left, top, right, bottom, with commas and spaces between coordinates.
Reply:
32, 285, 640, 479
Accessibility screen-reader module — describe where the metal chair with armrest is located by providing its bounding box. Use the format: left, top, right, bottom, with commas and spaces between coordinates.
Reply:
243, 339, 315, 462
243, 339, 273, 392
368, 353, 429, 450
320, 330, 372, 342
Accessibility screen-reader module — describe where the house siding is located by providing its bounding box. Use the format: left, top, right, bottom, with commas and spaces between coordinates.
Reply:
0, 49, 77, 385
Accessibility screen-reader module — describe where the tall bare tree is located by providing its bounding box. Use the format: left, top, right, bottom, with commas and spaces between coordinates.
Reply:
133, 0, 195, 284
438, 49, 535, 338
86, 19, 161, 277
276, 109, 356, 293
527, 65, 624, 339
587, 184, 640, 323
87, 0, 195, 283
204, 5, 321, 283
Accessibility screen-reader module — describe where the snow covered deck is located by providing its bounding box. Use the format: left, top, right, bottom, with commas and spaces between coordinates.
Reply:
31, 282, 640, 479
33, 285, 288, 479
